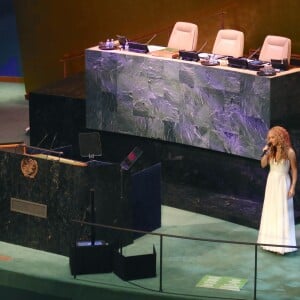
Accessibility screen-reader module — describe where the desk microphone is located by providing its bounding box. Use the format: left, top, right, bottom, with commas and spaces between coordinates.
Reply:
37, 133, 49, 148
197, 41, 208, 53
146, 33, 157, 45
248, 46, 261, 60
49, 133, 57, 149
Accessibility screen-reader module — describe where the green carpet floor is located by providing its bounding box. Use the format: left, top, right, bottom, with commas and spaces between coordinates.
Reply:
0, 206, 299, 300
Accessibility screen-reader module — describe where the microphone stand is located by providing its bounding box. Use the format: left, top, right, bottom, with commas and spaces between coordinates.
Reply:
90, 188, 95, 246
118, 167, 125, 250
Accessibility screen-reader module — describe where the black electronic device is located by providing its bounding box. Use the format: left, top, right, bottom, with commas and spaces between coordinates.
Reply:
271, 58, 289, 71
79, 132, 102, 159
113, 246, 156, 281
116, 35, 127, 47
179, 50, 199, 62
228, 57, 248, 69
257, 67, 277, 76
69, 242, 113, 276
120, 147, 143, 171
128, 42, 149, 53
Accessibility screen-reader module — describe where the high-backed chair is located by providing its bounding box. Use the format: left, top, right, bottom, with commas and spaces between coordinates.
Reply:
167, 22, 198, 51
259, 35, 291, 63
212, 29, 244, 58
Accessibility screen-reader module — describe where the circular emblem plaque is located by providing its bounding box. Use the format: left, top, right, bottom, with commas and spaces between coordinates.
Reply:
21, 157, 38, 179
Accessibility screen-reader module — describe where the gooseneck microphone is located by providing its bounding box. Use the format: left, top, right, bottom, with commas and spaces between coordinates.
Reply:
261, 142, 272, 157
146, 33, 157, 45
36, 133, 49, 148
49, 133, 57, 149
197, 41, 208, 53
247, 46, 261, 60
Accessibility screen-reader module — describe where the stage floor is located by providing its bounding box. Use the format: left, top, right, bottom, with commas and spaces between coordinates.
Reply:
0, 205, 300, 300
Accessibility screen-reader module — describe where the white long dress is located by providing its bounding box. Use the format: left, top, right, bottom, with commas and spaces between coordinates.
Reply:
257, 158, 297, 254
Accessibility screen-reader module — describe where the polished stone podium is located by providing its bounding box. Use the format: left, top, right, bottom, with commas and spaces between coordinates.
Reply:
0, 143, 161, 255
85, 46, 300, 160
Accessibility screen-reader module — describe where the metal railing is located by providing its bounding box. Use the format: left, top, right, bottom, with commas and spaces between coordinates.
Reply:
72, 219, 299, 300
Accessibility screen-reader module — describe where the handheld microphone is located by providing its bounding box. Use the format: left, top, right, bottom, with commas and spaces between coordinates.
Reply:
261, 142, 272, 157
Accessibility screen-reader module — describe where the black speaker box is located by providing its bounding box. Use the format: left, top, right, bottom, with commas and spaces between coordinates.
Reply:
69, 241, 113, 276
271, 58, 289, 71
113, 246, 156, 281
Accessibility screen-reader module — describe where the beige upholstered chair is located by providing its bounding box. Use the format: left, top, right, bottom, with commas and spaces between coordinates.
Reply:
212, 29, 244, 58
167, 22, 198, 51
259, 35, 291, 63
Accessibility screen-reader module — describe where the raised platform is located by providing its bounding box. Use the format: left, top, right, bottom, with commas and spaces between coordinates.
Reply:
28, 72, 300, 229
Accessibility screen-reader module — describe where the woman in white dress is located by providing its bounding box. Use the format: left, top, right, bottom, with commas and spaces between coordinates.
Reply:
257, 126, 298, 254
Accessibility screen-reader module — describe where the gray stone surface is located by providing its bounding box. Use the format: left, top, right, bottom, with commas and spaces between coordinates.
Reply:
85, 48, 300, 160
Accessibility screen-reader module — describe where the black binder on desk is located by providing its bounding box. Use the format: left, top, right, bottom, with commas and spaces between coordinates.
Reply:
179, 50, 199, 62
128, 42, 149, 53
228, 57, 248, 69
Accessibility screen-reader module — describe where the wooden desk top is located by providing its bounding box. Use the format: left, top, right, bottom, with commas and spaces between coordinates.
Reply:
87, 45, 300, 78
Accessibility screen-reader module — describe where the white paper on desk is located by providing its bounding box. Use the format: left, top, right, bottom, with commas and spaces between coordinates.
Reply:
148, 45, 166, 52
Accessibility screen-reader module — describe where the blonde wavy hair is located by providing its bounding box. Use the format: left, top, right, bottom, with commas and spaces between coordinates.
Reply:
268, 126, 291, 161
